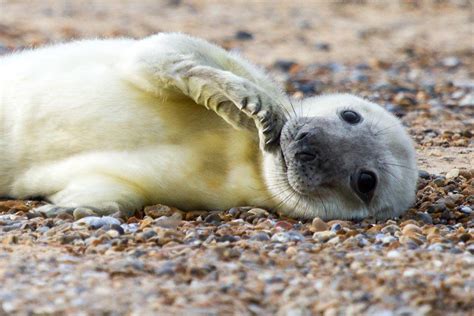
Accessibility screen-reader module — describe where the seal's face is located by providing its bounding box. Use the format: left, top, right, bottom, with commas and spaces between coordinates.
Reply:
263, 94, 418, 220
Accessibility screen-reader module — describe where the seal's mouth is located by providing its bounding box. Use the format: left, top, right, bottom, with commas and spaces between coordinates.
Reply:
280, 149, 288, 173
278, 149, 308, 197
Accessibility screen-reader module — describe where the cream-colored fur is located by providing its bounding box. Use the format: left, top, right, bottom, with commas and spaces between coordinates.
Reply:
0, 33, 284, 215
0, 33, 417, 219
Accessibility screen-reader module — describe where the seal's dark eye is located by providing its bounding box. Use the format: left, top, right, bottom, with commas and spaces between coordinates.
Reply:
350, 170, 377, 203
357, 171, 377, 194
341, 110, 361, 124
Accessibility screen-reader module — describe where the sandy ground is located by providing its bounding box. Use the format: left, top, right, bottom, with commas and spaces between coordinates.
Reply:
0, 1, 473, 315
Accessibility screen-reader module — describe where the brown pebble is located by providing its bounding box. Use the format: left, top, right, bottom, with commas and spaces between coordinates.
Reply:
139, 217, 154, 230
367, 225, 382, 233
57, 212, 74, 221
286, 246, 298, 256
459, 169, 473, 180
311, 217, 328, 232
127, 217, 139, 224
144, 204, 183, 219
402, 224, 422, 235
400, 235, 423, 246
459, 233, 471, 242
275, 221, 293, 230
184, 210, 209, 221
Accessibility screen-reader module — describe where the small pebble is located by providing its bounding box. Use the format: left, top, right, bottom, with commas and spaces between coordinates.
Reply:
402, 224, 422, 235
459, 206, 472, 214
432, 176, 446, 186
73, 216, 121, 229
381, 235, 397, 245
275, 221, 293, 230
235, 30, 253, 40
271, 231, 304, 243
155, 214, 181, 229
273, 59, 297, 72
250, 232, 270, 241
106, 229, 120, 238
330, 223, 342, 232
248, 208, 269, 217
381, 224, 400, 234
311, 217, 328, 232
204, 213, 221, 224
144, 204, 180, 219
415, 212, 433, 224
459, 93, 474, 107
446, 168, 460, 179
386, 250, 401, 258
312, 231, 336, 242
442, 56, 461, 68
418, 170, 430, 179
73, 207, 98, 220
315, 42, 330, 51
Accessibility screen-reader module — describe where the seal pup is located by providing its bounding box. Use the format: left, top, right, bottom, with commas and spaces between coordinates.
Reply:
0, 33, 418, 219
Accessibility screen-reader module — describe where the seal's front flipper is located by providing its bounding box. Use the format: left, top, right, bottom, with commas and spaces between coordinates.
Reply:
121, 33, 288, 152
175, 62, 287, 151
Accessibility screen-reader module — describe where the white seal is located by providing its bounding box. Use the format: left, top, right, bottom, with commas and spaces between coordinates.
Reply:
0, 33, 417, 219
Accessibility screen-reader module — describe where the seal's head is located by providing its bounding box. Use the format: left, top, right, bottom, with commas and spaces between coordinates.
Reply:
263, 93, 417, 220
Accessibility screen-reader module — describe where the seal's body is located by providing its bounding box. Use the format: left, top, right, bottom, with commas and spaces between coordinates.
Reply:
0, 33, 417, 219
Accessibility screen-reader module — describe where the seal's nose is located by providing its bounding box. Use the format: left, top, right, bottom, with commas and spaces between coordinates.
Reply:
294, 131, 309, 142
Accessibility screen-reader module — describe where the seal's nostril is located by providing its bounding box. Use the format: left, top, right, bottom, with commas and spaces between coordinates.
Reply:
295, 151, 316, 162
295, 131, 309, 141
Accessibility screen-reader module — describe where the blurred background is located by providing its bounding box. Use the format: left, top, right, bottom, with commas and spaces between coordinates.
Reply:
0, 0, 472, 65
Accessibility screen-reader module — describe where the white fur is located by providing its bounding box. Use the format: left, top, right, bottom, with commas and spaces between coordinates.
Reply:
0, 33, 417, 219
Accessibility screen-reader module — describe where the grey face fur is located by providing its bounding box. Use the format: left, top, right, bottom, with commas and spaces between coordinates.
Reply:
263, 93, 418, 220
